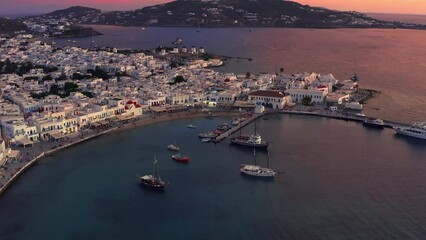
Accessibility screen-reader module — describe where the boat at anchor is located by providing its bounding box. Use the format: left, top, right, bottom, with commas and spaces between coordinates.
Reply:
230, 117, 269, 149
167, 144, 180, 151
138, 156, 166, 190
172, 153, 190, 163
240, 149, 276, 178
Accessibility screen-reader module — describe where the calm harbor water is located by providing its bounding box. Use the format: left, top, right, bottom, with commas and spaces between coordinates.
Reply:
0, 115, 425, 240
53, 25, 426, 124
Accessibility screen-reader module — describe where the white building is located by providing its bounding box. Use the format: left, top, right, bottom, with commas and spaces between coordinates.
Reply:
285, 89, 327, 104
1, 119, 39, 143
248, 90, 290, 109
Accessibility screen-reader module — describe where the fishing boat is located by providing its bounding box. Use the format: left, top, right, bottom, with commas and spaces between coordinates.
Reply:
198, 131, 218, 139
240, 149, 276, 178
351, 61, 360, 82
167, 144, 180, 151
172, 153, 190, 163
230, 118, 269, 149
138, 156, 166, 190
363, 118, 385, 128
232, 119, 240, 126
187, 123, 197, 129
394, 122, 426, 140
217, 123, 230, 131
232, 118, 246, 126
172, 37, 183, 45
201, 138, 211, 143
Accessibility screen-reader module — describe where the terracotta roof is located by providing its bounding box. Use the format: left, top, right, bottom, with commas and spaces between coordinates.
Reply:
249, 90, 285, 98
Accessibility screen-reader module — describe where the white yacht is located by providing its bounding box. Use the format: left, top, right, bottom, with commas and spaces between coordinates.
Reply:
240, 149, 276, 178
363, 118, 385, 128
394, 122, 426, 140
240, 164, 276, 177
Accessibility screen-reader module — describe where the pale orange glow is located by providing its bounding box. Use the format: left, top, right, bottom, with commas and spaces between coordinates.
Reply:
296, 0, 426, 15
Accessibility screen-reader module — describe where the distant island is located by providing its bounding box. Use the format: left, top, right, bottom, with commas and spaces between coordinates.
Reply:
21, 0, 426, 31
0, 17, 29, 35
2, 0, 426, 37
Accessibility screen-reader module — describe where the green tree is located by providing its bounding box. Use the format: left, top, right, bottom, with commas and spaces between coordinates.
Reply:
170, 61, 179, 69
87, 66, 110, 80
42, 75, 53, 81
4, 60, 18, 74
301, 96, 312, 106
72, 72, 85, 80
0, 61, 5, 73
64, 82, 79, 91
81, 91, 94, 98
49, 84, 59, 95
56, 74, 68, 81
174, 75, 186, 84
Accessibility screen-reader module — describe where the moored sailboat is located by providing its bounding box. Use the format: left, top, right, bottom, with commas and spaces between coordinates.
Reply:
230, 117, 269, 149
139, 156, 166, 190
240, 149, 276, 178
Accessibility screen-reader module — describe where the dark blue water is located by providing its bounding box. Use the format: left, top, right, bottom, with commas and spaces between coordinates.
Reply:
1, 115, 426, 239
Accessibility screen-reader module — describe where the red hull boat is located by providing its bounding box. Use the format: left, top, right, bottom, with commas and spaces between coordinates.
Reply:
172, 154, 190, 163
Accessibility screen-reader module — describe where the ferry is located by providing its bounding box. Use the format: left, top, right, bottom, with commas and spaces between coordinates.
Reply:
139, 157, 166, 190
394, 122, 426, 140
187, 123, 197, 129
172, 154, 190, 163
167, 144, 180, 151
363, 118, 385, 128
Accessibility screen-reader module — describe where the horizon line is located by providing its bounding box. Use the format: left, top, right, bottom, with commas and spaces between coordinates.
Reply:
1, 5, 426, 18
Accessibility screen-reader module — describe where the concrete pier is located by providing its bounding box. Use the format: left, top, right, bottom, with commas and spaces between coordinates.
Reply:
213, 113, 265, 142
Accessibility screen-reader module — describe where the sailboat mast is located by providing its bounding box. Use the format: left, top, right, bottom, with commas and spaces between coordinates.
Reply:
154, 155, 159, 179
253, 148, 257, 166
239, 112, 242, 136
254, 118, 257, 135
267, 150, 270, 168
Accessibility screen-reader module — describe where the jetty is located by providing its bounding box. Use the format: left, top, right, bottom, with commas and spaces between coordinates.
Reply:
280, 110, 409, 129
212, 109, 411, 144
213, 113, 265, 142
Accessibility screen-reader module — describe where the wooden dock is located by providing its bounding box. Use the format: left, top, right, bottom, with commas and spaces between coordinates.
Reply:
213, 113, 265, 142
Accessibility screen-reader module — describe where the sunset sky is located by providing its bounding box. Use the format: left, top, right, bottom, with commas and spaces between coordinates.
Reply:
1, 0, 426, 15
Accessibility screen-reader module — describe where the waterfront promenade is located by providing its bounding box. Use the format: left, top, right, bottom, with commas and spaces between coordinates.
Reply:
0, 105, 412, 197
0, 109, 240, 196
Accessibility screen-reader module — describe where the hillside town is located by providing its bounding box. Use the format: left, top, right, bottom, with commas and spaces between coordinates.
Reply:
0, 34, 361, 167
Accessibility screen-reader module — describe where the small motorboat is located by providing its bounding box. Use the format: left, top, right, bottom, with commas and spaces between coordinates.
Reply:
172, 154, 190, 163
201, 138, 211, 143
167, 144, 180, 151
187, 123, 197, 129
